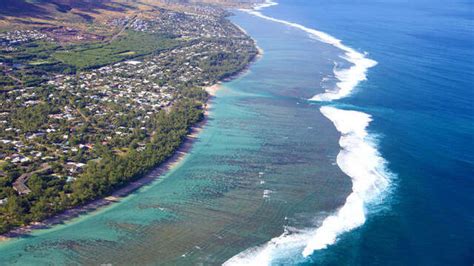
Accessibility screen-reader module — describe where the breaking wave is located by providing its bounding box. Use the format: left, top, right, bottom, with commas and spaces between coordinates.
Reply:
224, 107, 393, 265
241, 1, 377, 101
302, 106, 392, 255
225, 1, 394, 265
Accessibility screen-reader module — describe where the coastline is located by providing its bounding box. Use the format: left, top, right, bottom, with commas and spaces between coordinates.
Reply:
0, 83, 222, 243
0, 34, 262, 242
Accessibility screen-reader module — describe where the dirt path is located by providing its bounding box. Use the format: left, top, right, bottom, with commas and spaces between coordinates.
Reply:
109, 14, 138, 43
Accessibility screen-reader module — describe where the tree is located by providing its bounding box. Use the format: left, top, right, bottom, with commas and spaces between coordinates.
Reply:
5, 195, 29, 221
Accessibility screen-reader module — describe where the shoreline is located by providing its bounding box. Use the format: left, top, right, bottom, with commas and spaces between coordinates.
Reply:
0, 38, 262, 243
234, 21, 264, 59
0, 13, 263, 244
0, 84, 221, 243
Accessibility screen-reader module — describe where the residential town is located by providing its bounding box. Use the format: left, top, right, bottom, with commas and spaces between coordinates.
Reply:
0, 4, 257, 231
0, 30, 51, 49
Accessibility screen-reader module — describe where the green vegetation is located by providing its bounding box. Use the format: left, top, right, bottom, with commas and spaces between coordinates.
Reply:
72, 99, 203, 203
28, 60, 54, 66
0, 97, 204, 233
0, 41, 61, 66
0, 31, 180, 86
200, 39, 257, 82
53, 31, 180, 69
0, 75, 15, 91
0, 9, 258, 235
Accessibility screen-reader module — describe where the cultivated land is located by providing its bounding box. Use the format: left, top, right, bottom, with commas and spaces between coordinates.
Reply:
0, 0, 260, 234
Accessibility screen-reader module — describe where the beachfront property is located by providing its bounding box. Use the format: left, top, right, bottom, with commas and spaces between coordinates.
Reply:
0, 4, 256, 206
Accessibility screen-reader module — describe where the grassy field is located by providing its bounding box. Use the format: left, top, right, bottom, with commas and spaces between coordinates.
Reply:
0, 30, 182, 85
53, 31, 180, 69
29, 60, 54, 65
0, 41, 60, 63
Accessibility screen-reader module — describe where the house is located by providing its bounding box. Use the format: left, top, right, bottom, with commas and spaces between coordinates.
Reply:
0, 198, 7, 205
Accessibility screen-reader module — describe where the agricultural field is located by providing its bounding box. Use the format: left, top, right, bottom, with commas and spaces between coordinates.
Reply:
53, 31, 181, 69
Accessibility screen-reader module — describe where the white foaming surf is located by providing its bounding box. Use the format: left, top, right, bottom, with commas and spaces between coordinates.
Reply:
254, 0, 278, 10
240, 1, 377, 101
224, 226, 310, 266
225, 1, 393, 265
302, 106, 391, 255
224, 107, 392, 265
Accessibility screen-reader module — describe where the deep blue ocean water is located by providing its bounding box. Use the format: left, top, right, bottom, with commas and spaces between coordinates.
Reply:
258, 0, 473, 264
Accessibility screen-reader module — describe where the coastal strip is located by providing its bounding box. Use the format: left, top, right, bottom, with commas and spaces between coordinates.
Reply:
0, 24, 264, 241
0, 3, 262, 237
0, 84, 221, 242
0, 2, 262, 239
234, 24, 264, 57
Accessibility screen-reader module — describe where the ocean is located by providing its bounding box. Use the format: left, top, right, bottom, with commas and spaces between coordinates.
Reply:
0, 0, 472, 265
226, 0, 473, 264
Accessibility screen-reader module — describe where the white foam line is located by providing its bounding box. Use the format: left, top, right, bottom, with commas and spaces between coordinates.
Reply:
224, 1, 393, 264
302, 106, 392, 255
240, 0, 377, 101
224, 227, 309, 266
254, 0, 278, 10
224, 107, 393, 265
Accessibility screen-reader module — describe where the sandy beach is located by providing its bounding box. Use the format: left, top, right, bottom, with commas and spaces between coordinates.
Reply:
0, 84, 221, 242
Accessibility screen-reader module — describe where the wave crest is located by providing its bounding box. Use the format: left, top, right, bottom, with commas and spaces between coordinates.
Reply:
225, 1, 394, 264
302, 106, 391, 255
241, 3, 377, 101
